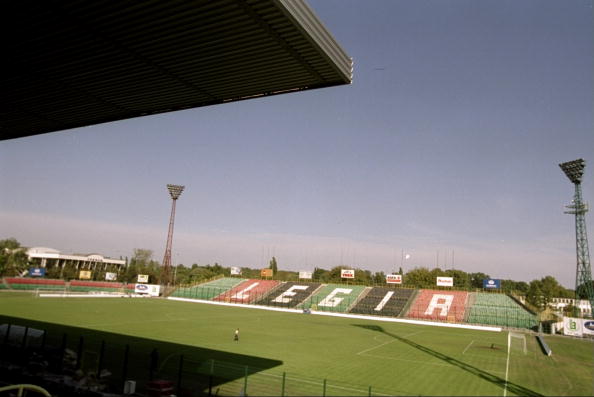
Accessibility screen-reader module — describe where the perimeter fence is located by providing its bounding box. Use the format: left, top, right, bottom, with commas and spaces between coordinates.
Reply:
0, 320, 394, 396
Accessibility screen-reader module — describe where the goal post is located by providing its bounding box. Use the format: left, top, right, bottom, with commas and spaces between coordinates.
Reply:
508, 332, 527, 354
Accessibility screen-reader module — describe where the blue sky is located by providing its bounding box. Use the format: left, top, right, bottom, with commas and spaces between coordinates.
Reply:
1, 0, 592, 287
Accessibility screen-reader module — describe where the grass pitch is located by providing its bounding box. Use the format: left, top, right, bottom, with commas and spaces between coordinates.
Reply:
0, 292, 592, 396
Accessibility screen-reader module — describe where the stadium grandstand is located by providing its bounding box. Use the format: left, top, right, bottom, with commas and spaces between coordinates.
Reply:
26, 247, 125, 271
169, 278, 539, 330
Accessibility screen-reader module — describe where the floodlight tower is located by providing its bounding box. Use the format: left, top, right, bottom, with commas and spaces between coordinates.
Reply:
161, 184, 184, 287
559, 159, 594, 317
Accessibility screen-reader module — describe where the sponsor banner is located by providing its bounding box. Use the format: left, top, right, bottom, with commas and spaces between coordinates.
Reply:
137, 274, 149, 283
583, 320, 594, 336
341, 269, 355, 279
134, 283, 160, 296
563, 317, 583, 337
230, 266, 241, 275
79, 270, 92, 280
261, 268, 273, 278
29, 268, 46, 277
436, 277, 453, 287
299, 271, 313, 279
386, 274, 402, 284
482, 279, 501, 289
105, 272, 117, 281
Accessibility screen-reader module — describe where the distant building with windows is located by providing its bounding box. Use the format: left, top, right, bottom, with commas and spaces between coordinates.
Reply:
26, 247, 125, 271
549, 297, 591, 317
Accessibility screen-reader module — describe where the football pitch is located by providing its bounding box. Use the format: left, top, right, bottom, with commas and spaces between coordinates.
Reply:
0, 292, 592, 396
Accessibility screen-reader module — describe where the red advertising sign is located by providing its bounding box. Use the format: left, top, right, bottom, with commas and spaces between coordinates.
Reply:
386, 274, 402, 284
341, 269, 355, 279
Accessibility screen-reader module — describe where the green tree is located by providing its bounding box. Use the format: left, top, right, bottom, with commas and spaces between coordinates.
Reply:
539, 275, 564, 307
313, 267, 329, 282
576, 280, 594, 300
469, 272, 490, 289
373, 271, 386, 284
445, 269, 471, 290
526, 280, 544, 309
404, 267, 433, 288
0, 238, 29, 276
269, 257, 278, 274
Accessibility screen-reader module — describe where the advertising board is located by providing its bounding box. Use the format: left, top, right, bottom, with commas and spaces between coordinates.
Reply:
29, 268, 46, 277
134, 283, 160, 296
563, 317, 583, 337
105, 272, 117, 281
230, 266, 241, 275
386, 274, 402, 284
583, 320, 594, 336
79, 270, 92, 280
299, 271, 313, 279
341, 269, 355, 279
482, 279, 501, 289
436, 277, 453, 287
137, 274, 149, 283
261, 268, 273, 278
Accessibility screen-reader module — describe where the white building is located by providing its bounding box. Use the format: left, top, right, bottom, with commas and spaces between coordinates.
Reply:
27, 247, 125, 270
549, 297, 592, 317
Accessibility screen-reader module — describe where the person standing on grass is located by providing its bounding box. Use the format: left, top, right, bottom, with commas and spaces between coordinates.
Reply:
234, 328, 239, 342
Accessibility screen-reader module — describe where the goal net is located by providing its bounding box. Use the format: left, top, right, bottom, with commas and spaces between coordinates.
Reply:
508, 332, 527, 354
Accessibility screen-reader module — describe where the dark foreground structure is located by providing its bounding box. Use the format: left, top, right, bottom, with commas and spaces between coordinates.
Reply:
2, 0, 352, 140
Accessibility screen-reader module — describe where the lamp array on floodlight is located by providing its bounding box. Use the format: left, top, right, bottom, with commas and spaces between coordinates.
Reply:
559, 159, 585, 185
167, 184, 185, 200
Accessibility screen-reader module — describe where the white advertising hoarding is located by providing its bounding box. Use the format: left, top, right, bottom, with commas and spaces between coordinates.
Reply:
299, 271, 313, 279
563, 317, 594, 337
563, 317, 583, 336
386, 274, 402, 284
137, 274, 149, 283
134, 283, 160, 296
341, 269, 355, 279
436, 277, 453, 287
105, 272, 117, 281
230, 266, 241, 275
584, 319, 594, 336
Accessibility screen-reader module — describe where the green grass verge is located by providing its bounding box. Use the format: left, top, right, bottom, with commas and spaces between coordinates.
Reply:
0, 292, 592, 396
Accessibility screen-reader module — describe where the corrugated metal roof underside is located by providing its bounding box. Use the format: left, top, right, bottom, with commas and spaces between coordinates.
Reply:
1, 0, 352, 140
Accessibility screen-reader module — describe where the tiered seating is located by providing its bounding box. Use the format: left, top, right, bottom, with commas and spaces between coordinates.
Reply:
255, 282, 321, 308
466, 293, 538, 329
69, 280, 124, 292
406, 289, 468, 322
124, 283, 136, 293
349, 287, 414, 317
213, 279, 280, 303
301, 284, 367, 312
171, 277, 247, 299
5, 277, 66, 290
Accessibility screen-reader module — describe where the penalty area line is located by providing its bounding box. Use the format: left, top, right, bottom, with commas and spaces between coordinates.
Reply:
356, 330, 423, 356
462, 340, 474, 355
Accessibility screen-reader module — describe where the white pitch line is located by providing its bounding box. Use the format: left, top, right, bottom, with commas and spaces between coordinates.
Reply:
503, 334, 511, 397
356, 330, 422, 356
462, 340, 475, 355
356, 339, 396, 355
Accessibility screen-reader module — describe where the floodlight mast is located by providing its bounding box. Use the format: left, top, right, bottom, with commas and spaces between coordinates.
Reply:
559, 159, 594, 317
161, 184, 184, 289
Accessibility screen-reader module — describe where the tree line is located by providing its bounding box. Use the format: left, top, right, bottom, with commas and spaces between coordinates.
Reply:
0, 237, 588, 311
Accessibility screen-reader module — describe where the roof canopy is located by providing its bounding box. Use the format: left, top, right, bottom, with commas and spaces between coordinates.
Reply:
2, 0, 352, 140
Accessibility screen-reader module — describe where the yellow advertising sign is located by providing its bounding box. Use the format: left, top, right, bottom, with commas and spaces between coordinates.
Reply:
261, 268, 273, 278
79, 270, 92, 280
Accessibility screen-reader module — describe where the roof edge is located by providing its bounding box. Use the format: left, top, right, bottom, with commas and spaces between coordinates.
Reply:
274, 0, 353, 84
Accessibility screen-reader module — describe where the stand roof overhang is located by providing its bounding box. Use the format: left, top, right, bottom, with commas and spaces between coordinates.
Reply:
1, 0, 352, 140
